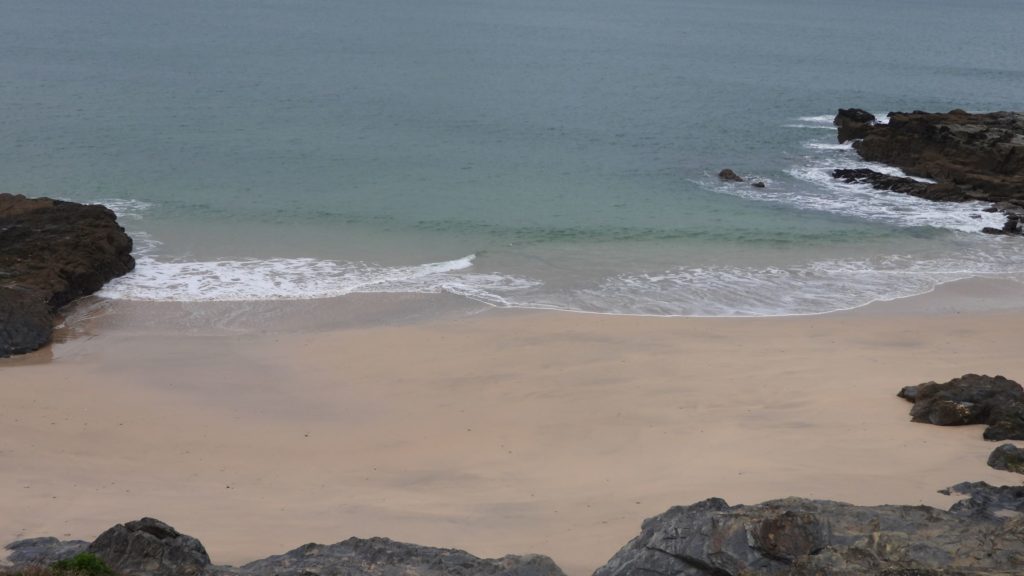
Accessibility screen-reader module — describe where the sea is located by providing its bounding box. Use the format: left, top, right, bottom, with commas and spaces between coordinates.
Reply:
3, 0, 1024, 319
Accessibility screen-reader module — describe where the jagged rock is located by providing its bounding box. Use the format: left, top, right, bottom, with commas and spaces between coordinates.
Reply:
87, 518, 212, 576
0, 194, 134, 357
240, 537, 565, 576
897, 374, 1024, 440
987, 444, 1024, 474
940, 481, 1024, 519
834, 108, 877, 142
3, 537, 88, 566
4, 519, 565, 576
831, 168, 968, 202
594, 487, 1024, 576
832, 109, 1024, 209
718, 169, 743, 182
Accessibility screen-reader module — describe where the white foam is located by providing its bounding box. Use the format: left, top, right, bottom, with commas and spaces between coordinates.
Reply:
496, 252, 1024, 317
803, 142, 854, 151
89, 198, 153, 221
792, 112, 889, 127
709, 122, 1003, 233
797, 115, 836, 125
98, 254, 540, 303
783, 124, 837, 130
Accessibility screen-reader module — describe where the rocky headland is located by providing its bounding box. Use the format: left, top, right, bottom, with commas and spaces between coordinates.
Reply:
831, 108, 1024, 234
0, 193, 134, 357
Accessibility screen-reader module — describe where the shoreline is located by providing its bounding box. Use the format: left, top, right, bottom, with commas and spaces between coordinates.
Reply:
4, 279, 1024, 575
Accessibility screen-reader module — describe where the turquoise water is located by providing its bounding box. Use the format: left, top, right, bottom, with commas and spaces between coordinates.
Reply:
3, 0, 1024, 315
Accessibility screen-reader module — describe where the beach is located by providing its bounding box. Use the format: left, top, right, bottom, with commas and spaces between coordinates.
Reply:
3, 279, 1023, 575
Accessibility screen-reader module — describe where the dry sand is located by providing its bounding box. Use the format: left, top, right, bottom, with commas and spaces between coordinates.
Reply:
2, 280, 1024, 575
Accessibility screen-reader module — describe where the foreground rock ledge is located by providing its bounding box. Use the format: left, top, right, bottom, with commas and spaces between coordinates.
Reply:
596, 482, 1024, 576
0, 193, 134, 357
3, 517, 566, 576
8, 484, 1024, 576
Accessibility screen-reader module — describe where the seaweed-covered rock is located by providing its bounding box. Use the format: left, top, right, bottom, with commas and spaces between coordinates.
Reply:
0, 194, 134, 357
898, 374, 1024, 440
987, 444, 1024, 471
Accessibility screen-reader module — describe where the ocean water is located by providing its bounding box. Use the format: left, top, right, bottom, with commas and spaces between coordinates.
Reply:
3, 0, 1024, 317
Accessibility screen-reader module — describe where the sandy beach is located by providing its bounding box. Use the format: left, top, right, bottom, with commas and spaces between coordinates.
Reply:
3, 280, 1024, 576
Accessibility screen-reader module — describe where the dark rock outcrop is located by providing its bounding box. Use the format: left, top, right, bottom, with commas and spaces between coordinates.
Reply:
4, 519, 566, 576
831, 109, 1024, 210
833, 108, 877, 142
897, 373, 1024, 440
3, 537, 88, 566
241, 537, 565, 576
940, 481, 1024, 519
831, 168, 966, 202
0, 193, 134, 357
594, 485, 1024, 576
717, 169, 743, 182
87, 518, 212, 576
987, 444, 1024, 474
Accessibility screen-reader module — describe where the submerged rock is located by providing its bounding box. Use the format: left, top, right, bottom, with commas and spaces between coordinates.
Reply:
594, 486, 1024, 576
0, 193, 134, 357
5, 518, 565, 576
897, 373, 1024, 440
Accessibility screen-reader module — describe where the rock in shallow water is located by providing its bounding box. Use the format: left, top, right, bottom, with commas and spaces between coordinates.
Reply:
717, 168, 743, 182
832, 108, 1024, 210
0, 193, 134, 357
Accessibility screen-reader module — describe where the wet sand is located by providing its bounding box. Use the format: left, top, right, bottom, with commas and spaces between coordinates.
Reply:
2, 280, 1023, 575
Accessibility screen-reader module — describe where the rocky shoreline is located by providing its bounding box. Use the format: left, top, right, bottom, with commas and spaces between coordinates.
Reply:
831, 108, 1024, 235
0, 193, 135, 357
7, 476, 1024, 576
